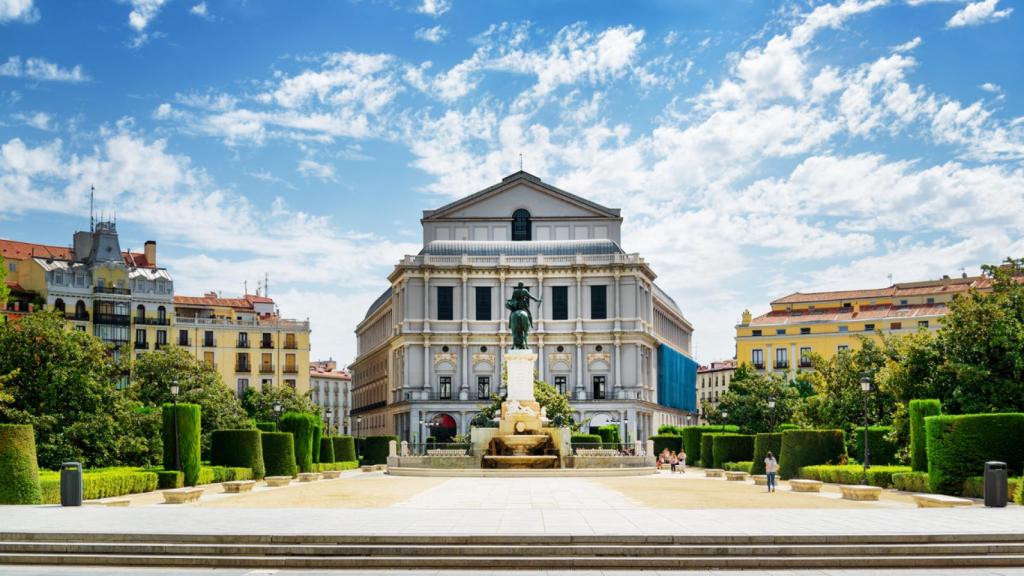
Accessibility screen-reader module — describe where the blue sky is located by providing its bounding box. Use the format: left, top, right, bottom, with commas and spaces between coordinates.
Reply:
1, 0, 1022, 365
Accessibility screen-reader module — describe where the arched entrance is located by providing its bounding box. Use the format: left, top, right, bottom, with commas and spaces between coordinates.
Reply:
429, 413, 458, 443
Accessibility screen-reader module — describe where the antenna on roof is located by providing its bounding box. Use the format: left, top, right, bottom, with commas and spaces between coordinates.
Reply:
244, 280, 248, 295
519, 152, 523, 172
265, 272, 269, 297
89, 185, 95, 232
887, 273, 893, 285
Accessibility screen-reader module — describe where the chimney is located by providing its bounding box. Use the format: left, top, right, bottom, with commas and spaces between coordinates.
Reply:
144, 240, 156, 267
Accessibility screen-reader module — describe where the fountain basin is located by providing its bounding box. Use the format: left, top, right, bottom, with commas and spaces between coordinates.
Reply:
497, 434, 549, 456
482, 455, 559, 469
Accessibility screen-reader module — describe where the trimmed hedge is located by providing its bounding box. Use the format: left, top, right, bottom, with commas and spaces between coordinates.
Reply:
319, 461, 359, 472
255, 421, 277, 432
196, 466, 253, 485
571, 434, 604, 448
0, 424, 42, 504
596, 425, 621, 446
779, 429, 846, 479
777, 423, 802, 431
312, 422, 323, 465
1017, 477, 1023, 505
650, 435, 683, 455
332, 436, 357, 463
892, 471, 931, 493
261, 432, 297, 477
658, 425, 685, 436
157, 470, 183, 489
361, 436, 397, 465
909, 399, 941, 472
958, 476, 1021, 499
925, 413, 1024, 495
39, 468, 158, 504
751, 433, 783, 475
850, 426, 899, 466
701, 433, 721, 468
798, 464, 911, 488
723, 461, 753, 473
211, 430, 266, 480
279, 412, 319, 473
320, 437, 336, 463
712, 434, 755, 469
162, 403, 202, 486
682, 425, 738, 464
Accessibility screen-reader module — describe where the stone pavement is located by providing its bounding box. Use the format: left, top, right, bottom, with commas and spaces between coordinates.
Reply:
393, 476, 644, 510
3, 568, 1024, 576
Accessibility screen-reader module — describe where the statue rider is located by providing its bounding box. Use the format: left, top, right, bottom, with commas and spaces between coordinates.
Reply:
506, 281, 541, 328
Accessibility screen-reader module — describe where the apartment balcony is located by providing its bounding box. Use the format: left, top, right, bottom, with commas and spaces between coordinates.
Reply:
94, 286, 131, 296
94, 313, 131, 326
236, 341, 250, 349
283, 366, 299, 374
235, 364, 252, 373
174, 315, 310, 330
134, 341, 149, 350
66, 312, 90, 322
259, 365, 275, 374
155, 342, 168, 350
753, 363, 765, 370
774, 361, 789, 369
799, 361, 813, 368
260, 341, 274, 349
283, 342, 298, 350
134, 317, 171, 326
202, 339, 216, 347
178, 338, 191, 346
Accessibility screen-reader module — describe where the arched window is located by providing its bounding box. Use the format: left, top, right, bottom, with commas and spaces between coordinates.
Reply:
511, 209, 531, 241
157, 305, 166, 323
53, 299, 65, 314
136, 304, 146, 322
75, 300, 87, 319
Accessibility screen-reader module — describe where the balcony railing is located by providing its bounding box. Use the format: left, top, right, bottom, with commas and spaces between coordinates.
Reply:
66, 312, 90, 321
94, 286, 131, 295
203, 339, 216, 347
155, 342, 168, 350
135, 317, 171, 326
235, 364, 251, 373
283, 366, 299, 374
261, 341, 273, 349
399, 252, 647, 269
174, 315, 310, 330
237, 341, 250, 349
178, 338, 191, 346
753, 363, 765, 370
775, 361, 789, 369
259, 365, 275, 374
284, 342, 298, 350
94, 313, 131, 326
799, 361, 813, 368
134, 341, 149, 350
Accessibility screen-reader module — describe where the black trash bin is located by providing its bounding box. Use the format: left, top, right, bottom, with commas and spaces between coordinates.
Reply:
60, 461, 83, 507
984, 461, 1007, 508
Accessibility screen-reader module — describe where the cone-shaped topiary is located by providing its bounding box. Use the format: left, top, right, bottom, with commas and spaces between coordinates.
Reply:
311, 421, 323, 464
279, 412, 319, 473
162, 403, 202, 486
910, 399, 941, 472
0, 424, 42, 504
261, 432, 297, 477
320, 436, 335, 464
211, 429, 266, 479
332, 435, 356, 462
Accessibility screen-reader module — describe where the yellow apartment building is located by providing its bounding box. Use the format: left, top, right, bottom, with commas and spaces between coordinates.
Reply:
735, 274, 992, 379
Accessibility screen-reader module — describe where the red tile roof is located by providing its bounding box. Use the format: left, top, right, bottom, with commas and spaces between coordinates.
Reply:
311, 368, 351, 380
749, 303, 950, 326
772, 276, 989, 305
173, 293, 276, 309
0, 238, 156, 268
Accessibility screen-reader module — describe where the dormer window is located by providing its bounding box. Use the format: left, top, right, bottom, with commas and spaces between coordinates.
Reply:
511, 209, 531, 241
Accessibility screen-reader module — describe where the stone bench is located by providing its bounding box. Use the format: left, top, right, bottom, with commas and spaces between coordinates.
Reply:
297, 472, 322, 483
704, 469, 724, 478
789, 479, 823, 493
912, 494, 974, 508
221, 480, 256, 493
321, 470, 343, 479
86, 497, 130, 507
264, 476, 292, 487
161, 487, 203, 504
360, 466, 374, 473
724, 471, 749, 481
840, 484, 883, 501
752, 475, 768, 486
373, 464, 387, 472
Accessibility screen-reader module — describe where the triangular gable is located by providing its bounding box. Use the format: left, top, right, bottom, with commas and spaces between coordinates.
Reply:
424, 172, 620, 221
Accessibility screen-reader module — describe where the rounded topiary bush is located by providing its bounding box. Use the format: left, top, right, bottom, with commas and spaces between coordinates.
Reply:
333, 435, 357, 462
261, 432, 297, 477
361, 435, 397, 465
320, 437, 335, 464
0, 424, 42, 504
751, 432, 783, 475
925, 413, 1024, 495
701, 433, 722, 468
596, 425, 621, 447
712, 434, 755, 469
850, 426, 899, 466
570, 434, 604, 449
210, 429, 266, 480
650, 434, 683, 455
279, 412, 319, 473
779, 429, 846, 479
909, 399, 941, 472
162, 403, 202, 486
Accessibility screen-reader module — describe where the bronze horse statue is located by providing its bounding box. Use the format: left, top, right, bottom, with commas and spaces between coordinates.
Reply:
506, 282, 541, 350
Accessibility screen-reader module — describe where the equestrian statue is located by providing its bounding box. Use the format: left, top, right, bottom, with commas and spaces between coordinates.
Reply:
506, 281, 541, 350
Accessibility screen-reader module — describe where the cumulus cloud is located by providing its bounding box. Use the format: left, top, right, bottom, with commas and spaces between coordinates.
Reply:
415, 25, 447, 43
0, 56, 89, 82
189, 2, 209, 18
0, 0, 37, 23
416, 0, 451, 16
126, 0, 168, 46
297, 158, 337, 181
946, 0, 1013, 27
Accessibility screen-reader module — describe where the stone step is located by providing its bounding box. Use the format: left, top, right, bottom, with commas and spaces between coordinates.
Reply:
1, 552, 1023, 570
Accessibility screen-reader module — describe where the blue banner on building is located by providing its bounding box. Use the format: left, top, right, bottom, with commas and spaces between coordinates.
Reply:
657, 344, 697, 413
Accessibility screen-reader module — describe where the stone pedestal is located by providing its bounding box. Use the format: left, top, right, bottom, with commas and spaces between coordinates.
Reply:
505, 349, 537, 402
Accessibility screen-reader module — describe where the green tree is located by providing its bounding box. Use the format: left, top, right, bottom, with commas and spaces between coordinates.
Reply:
0, 253, 9, 305
713, 365, 801, 434
240, 382, 320, 423
130, 347, 251, 457
471, 379, 577, 430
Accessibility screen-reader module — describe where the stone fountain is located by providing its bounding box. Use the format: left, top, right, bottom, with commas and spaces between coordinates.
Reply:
481, 348, 560, 469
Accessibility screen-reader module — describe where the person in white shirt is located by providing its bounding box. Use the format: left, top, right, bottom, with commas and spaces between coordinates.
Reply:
764, 452, 779, 493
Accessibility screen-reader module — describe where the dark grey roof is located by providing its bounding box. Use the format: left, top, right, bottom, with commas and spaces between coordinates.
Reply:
423, 171, 621, 219
421, 240, 625, 257
363, 287, 393, 320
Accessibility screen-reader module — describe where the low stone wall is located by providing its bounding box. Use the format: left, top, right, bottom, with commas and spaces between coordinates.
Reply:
389, 456, 481, 469
564, 455, 654, 469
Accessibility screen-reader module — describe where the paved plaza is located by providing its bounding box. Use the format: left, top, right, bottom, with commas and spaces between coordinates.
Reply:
4, 569, 1024, 576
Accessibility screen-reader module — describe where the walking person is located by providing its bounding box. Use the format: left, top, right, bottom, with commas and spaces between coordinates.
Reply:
764, 451, 779, 493
679, 449, 687, 474
670, 451, 678, 474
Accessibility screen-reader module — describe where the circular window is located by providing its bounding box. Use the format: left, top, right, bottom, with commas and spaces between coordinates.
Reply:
595, 345, 603, 352
441, 345, 449, 353
556, 345, 564, 352
480, 345, 487, 353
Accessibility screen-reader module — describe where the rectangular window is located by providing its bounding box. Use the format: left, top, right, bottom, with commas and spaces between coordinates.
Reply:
204, 330, 214, 347
918, 320, 929, 328
285, 379, 296, 389
752, 329, 762, 337
554, 375, 567, 395
775, 348, 788, 369
590, 285, 607, 319
551, 286, 569, 320
891, 322, 902, 330
752, 349, 764, 368
926, 297, 935, 304
900, 299, 908, 305
837, 345, 849, 353
237, 332, 249, 347
156, 330, 167, 345
800, 347, 812, 367
475, 287, 491, 321
776, 328, 786, 335
135, 328, 146, 346
838, 326, 849, 332
178, 329, 189, 346
439, 376, 452, 400
261, 332, 273, 348
203, 351, 214, 367
236, 378, 249, 398
236, 352, 249, 371
592, 375, 606, 399
437, 286, 454, 321
800, 327, 811, 335
477, 376, 490, 399
864, 323, 875, 331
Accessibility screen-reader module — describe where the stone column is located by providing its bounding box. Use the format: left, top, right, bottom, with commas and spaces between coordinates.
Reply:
461, 271, 469, 332
400, 440, 409, 457
536, 271, 545, 332
613, 271, 621, 333
537, 334, 545, 381
499, 271, 507, 333
423, 272, 431, 333
422, 337, 431, 394
575, 337, 585, 400
614, 335, 622, 398
459, 337, 469, 400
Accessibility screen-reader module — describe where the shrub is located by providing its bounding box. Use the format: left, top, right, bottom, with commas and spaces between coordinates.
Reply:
925, 413, 1024, 495
361, 436, 397, 465
596, 425, 621, 446
723, 461, 753, 473
779, 429, 846, 479
798, 464, 910, 487
909, 399, 942, 472
161, 403, 202, 486
571, 434, 604, 448
1016, 477, 1023, 505
1011, 478, 1022, 504
157, 470, 183, 489
311, 422, 323, 464
279, 412, 319, 473
319, 461, 359, 472
198, 465, 253, 484
319, 437, 335, 463
332, 436, 357, 463
210, 430, 266, 480
650, 434, 682, 456
701, 433, 721, 468
892, 471, 931, 493
657, 425, 685, 436
850, 426, 899, 466
712, 434, 755, 469
751, 433, 783, 475
682, 425, 737, 464
255, 422, 277, 432
0, 424, 42, 504
261, 432, 297, 477
38, 468, 158, 504
777, 423, 801, 431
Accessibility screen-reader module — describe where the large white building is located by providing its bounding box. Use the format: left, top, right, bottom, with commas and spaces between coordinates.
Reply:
351, 172, 698, 444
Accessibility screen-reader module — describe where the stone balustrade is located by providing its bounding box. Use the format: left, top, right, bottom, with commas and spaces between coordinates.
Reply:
427, 449, 470, 457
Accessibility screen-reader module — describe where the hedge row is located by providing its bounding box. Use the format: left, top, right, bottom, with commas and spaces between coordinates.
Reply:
39, 469, 158, 504
798, 465, 911, 488
701, 433, 720, 468
211, 430, 266, 480
280, 412, 319, 473
255, 421, 277, 432
1017, 478, 1024, 505
723, 461, 752, 473
312, 422, 324, 465
751, 433, 783, 475
162, 403, 202, 486
157, 470, 183, 489
682, 425, 739, 464
332, 436, 357, 463
850, 426, 899, 466
320, 437, 335, 464
571, 434, 604, 449
596, 425, 620, 446
925, 413, 1024, 495
909, 399, 941, 472
650, 434, 683, 455
658, 425, 685, 436
712, 434, 754, 469
196, 466, 253, 485
0, 424, 42, 504
892, 471, 931, 493
261, 432, 297, 477
319, 461, 359, 472
779, 429, 846, 479
361, 436, 397, 465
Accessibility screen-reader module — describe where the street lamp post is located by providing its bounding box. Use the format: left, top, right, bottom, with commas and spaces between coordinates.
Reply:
325, 408, 333, 434
273, 402, 282, 428
767, 397, 776, 432
356, 416, 363, 438
721, 410, 728, 427
860, 376, 872, 485
417, 419, 425, 446
170, 381, 180, 472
